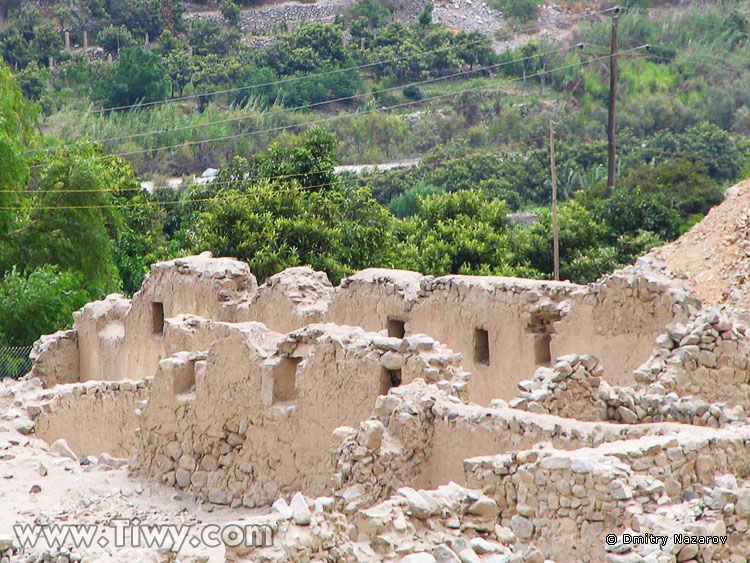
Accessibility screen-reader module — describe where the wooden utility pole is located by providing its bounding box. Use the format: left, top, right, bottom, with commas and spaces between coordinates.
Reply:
607, 8, 620, 188
549, 120, 560, 281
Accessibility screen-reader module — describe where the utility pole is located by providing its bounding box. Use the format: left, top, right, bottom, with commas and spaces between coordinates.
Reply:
549, 120, 560, 281
607, 8, 620, 188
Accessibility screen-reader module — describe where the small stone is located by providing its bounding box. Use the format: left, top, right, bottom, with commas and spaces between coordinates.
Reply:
50, 439, 77, 460
398, 487, 437, 519
510, 515, 534, 539
432, 545, 461, 563
677, 544, 699, 562
37, 462, 48, 477
272, 498, 293, 519
617, 406, 638, 424
29, 484, 41, 494
13, 419, 34, 435
175, 468, 191, 488
98, 453, 127, 469
358, 420, 385, 450
495, 525, 515, 544
468, 537, 502, 554
401, 554, 437, 563
290, 492, 312, 525
381, 351, 405, 371
571, 458, 594, 473
467, 497, 497, 517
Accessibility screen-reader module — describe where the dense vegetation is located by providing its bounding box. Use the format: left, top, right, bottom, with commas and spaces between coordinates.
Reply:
0, 0, 749, 351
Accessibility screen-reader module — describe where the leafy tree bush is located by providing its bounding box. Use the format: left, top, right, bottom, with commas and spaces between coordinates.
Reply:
189, 18, 238, 56
418, 3, 434, 27
16, 61, 46, 101
0, 265, 88, 346
221, 0, 241, 27
388, 184, 443, 217
13, 143, 140, 295
403, 84, 423, 100
97, 25, 136, 55
617, 159, 722, 219
95, 47, 168, 108
398, 190, 513, 275
0, 61, 36, 245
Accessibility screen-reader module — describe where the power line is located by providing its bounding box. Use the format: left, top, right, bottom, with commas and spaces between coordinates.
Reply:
62, 43, 592, 146
72, 46, 649, 161
6, 130, 739, 209
64, 8, 613, 117
15, 133, 550, 195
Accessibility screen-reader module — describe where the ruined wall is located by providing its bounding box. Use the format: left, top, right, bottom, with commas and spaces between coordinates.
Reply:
28, 329, 78, 386
332, 379, 696, 510
511, 352, 748, 427
133, 324, 467, 507
553, 264, 698, 387
327, 269, 578, 403
30, 379, 149, 457
464, 428, 750, 562
240, 266, 334, 332
635, 308, 750, 407
32, 255, 696, 407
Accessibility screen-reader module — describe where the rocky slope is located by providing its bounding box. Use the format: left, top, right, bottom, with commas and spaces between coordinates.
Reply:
649, 178, 750, 313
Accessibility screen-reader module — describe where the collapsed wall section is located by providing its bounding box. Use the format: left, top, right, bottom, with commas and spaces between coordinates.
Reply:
553, 263, 699, 387
463, 427, 750, 562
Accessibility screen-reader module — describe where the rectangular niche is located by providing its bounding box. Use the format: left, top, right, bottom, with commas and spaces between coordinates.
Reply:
473, 328, 490, 365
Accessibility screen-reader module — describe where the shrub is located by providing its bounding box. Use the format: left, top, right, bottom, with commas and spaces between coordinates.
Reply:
492, 0, 541, 23
403, 84, 423, 100
97, 25, 135, 55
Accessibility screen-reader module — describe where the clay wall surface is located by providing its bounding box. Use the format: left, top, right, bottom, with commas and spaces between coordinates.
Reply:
239, 266, 334, 333
552, 264, 698, 387
326, 269, 579, 403
29, 379, 149, 457
28, 329, 78, 386
32, 255, 696, 409
133, 324, 467, 507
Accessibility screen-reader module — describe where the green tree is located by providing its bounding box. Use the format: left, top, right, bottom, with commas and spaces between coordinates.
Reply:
418, 3, 434, 26
0, 265, 89, 346
97, 25, 136, 55
0, 61, 36, 253
95, 47, 168, 108
12, 143, 140, 295
16, 60, 46, 101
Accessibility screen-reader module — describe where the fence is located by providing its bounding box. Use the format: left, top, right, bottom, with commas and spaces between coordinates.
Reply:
0, 346, 32, 380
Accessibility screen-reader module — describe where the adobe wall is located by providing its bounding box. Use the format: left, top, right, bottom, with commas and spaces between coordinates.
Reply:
26, 379, 149, 457
552, 263, 698, 387
133, 323, 468, 507
237, 266, 334, 332
31, 254, 697, 409
326, 269, 579, 403
28, 329, 78, 386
